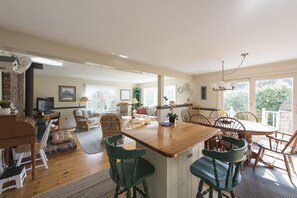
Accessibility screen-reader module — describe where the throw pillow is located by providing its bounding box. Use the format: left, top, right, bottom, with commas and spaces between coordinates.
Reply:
51, 130, 73, 144
136, 107, 147, 114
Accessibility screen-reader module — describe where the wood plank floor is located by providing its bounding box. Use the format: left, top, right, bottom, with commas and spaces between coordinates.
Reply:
1, 132, 135, 198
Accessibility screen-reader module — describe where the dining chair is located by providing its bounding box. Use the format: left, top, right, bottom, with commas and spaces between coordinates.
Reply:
214, 117, 246, 139
190, 113, 211, 126
190, 136, 248, 198
190, 114, 219, 150
106, 134, 155, 198
100, 113, 122, 144
209, 110, 228, 119
253, 130, 297, 182
15, 120, 53, 170
234, 111, 258, 122
181, 109, 191, 123
214, 117, 246, 151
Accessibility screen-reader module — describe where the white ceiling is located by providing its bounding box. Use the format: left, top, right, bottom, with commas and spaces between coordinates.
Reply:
1, 0, 297, 81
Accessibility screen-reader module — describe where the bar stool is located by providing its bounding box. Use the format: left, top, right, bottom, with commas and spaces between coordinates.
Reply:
106, 134, 155, 198
0, 165, 27, 194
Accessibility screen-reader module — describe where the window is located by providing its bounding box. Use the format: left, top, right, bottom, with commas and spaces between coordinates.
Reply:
143, 85, 176, 106
85, 84, 118, 113
164, 85, 176, 102
224, 81, 249, 117
143, 87, 157, 106
255, 78, 293, 132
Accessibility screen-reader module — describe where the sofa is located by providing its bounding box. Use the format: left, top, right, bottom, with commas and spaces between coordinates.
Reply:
73, 109, 100, 131
135, 106, 157, 118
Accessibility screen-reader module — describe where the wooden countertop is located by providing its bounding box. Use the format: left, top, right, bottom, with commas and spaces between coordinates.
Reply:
122, 122, 220, 158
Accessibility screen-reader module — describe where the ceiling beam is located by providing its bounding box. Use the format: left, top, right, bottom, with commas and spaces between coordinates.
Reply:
0, 28, 193, 81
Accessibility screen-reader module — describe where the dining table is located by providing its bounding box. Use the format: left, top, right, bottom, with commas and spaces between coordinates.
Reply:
208, 117, 277, 163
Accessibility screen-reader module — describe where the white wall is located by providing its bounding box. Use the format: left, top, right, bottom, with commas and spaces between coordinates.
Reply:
34, 75, 136, 128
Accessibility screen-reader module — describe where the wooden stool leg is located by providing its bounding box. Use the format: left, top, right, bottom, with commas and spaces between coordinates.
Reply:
126, 188, 131, 198
143, 179, 149, 198
114, 184, 120, 198
133, 186, 137, 198
230, 190, 236, 198
197, 179, 204, 197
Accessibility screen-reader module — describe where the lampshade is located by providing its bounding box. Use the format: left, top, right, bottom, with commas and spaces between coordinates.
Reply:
80, 96, 89, 102
131, 98, 138, 104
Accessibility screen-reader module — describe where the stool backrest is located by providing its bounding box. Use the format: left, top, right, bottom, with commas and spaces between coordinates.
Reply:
202, 136, 248, 187
106, 134, 146, 186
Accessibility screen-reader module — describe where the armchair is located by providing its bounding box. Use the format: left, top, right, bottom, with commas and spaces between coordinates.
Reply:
73, 109, 100, 131
254, 130, 297, 182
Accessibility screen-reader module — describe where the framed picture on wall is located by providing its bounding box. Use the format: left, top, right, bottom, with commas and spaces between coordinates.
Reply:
120, 89, 131, 101
201, 86, 207, 100
59, 85, 76, 102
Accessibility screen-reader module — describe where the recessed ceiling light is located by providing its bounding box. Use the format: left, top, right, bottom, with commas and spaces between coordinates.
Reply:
31, 57, 63, 66
119, 54, 128, 59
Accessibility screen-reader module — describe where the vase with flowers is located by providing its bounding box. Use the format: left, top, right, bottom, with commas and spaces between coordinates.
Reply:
166, 101, 178, 124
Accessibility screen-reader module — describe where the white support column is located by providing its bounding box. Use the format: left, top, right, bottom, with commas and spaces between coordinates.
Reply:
157, 75, 164, 122
262, 108, 266, 124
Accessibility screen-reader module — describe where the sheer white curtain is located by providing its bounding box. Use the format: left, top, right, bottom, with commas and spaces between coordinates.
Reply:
85, 84, 118, 113
143, 85, 176, 106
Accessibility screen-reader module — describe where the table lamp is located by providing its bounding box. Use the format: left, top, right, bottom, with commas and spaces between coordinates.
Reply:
131, 98, 138, 116
80, 96, 89, 107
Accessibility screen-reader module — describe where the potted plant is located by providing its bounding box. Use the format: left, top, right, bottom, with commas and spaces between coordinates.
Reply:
166, 101, 178, 124
167, 112, 178, 124
0, 99, 12, 115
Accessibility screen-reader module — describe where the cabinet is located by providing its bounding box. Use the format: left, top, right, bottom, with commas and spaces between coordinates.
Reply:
133, 88, 141, 108
33, 111, 60, 132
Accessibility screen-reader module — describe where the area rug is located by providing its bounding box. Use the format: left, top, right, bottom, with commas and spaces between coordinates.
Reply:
34, 162, 296, 198
35, 169, 115, 198
74, 127, 134, 154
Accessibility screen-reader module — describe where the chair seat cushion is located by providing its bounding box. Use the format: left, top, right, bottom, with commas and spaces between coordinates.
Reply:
109, 157, 155, 188
51, 130, 73, 144
190, 156, 242, 191
257, 140, 286, 153
87, 117, 100, 124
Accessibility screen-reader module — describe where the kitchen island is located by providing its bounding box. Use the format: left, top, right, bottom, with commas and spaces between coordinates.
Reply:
122, 122, 220, 198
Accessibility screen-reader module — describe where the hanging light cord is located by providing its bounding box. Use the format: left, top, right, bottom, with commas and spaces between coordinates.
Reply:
224, 53, 249, 75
